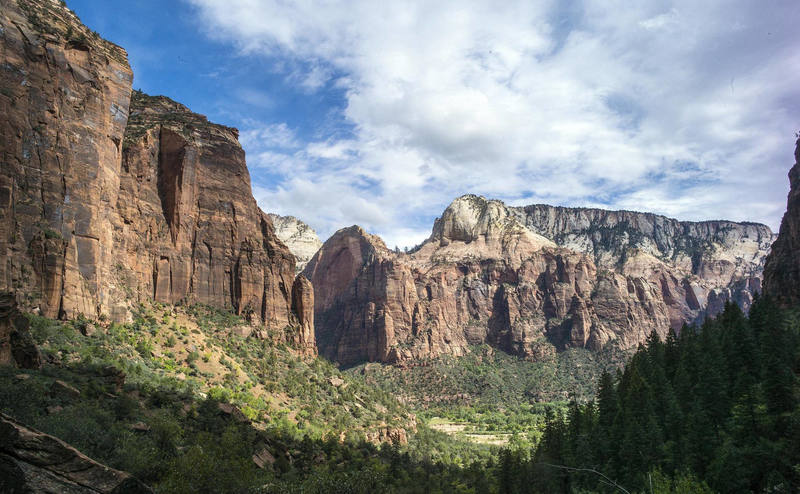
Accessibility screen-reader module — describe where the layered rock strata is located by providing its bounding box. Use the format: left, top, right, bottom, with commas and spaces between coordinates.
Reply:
0, 0, 313, 349
268, 214, 322, 272
764, 139, 800, 306
306, 196, 773, 366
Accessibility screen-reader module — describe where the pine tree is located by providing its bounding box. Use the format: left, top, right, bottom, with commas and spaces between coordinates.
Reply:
529, 296, 800, 493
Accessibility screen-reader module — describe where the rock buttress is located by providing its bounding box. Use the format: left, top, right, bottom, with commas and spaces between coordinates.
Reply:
291, 274, 315, 354
0, 1, 312, 342
764, 139, 800, 306
115, 91, 304, 331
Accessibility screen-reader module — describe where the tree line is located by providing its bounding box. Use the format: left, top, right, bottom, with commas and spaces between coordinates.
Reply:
499, 294, 799, 493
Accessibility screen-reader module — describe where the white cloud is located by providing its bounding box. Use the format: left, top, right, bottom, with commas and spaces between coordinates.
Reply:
639, 8, 679, 31
190, 0, 800, 247
240, 122, 298, 149
306, 140, 357, 160
296, 63, 333, 91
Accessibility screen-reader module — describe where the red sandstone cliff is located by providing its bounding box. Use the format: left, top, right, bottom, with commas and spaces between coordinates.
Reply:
306, 196, 772, 366
115, 91, 305, 331
0, 0, 132, 320
763, 138, 800, 306
0, 0, 313, 350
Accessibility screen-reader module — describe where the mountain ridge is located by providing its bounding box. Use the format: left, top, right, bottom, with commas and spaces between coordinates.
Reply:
306, 194, 771, 366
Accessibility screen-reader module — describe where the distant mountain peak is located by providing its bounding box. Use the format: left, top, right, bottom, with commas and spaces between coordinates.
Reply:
268, 214, 323, 273
305, 191, 774, 366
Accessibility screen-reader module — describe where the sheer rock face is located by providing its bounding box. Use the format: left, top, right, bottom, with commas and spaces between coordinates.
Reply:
305, 226, 420, 365
115, 92, 307, 333
764, 139, 800, 306
307, 196, 772, 366
0, 412, 153, 493
0, 0, 133, 319
0, 0, 314, 349
268, 214, 322, 272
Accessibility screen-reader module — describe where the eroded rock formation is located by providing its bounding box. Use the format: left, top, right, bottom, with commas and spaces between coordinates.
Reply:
268, 214, 322, 272
764, 139, 800, 306
305, 226, 415, 364
291, 274, 315, 354
0, 0, 314, 350
0, 412, 152, 493
115, 91, 307, 332
306, 196, 773, 365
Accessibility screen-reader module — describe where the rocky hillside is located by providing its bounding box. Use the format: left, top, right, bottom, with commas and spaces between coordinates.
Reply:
306, 196, 773, 366
0, 0, 312, 349
0, 294, 420, 492
764, 138, 800, 306
268, 213, 323, 272
1, 412, 152, 493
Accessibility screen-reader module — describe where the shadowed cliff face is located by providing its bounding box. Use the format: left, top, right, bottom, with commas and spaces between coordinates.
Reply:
764, 139, 800, 306
306, 196, 773, 366
0, 0, 314, 350
304, 226, 414, 364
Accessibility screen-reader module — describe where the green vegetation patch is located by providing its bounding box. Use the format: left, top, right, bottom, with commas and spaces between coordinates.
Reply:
0, 304, 511, 492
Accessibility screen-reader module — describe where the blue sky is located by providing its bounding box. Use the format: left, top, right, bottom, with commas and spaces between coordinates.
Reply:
68, 0, 800, 248
66, 1, 346, 148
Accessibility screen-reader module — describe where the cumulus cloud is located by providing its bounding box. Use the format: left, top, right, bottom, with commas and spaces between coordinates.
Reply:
189, 0, 800, 247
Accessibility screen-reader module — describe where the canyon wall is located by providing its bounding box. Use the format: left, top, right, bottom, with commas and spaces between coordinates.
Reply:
0, 0, 313, 348
764, 139, 800, 306
307, 196, 772, 366
0, 0, 133, 320
114, 91, 302, 330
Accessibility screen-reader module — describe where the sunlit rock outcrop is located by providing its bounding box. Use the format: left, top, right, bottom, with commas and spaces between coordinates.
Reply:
268, 213, 323, 273
307, 195, 773, 365
0, 0, 314, 350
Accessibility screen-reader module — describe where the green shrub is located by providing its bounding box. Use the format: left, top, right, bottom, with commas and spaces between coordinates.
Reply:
136, 339, 153, 358
114, 394, 139, 420
43, 228, 62, 239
